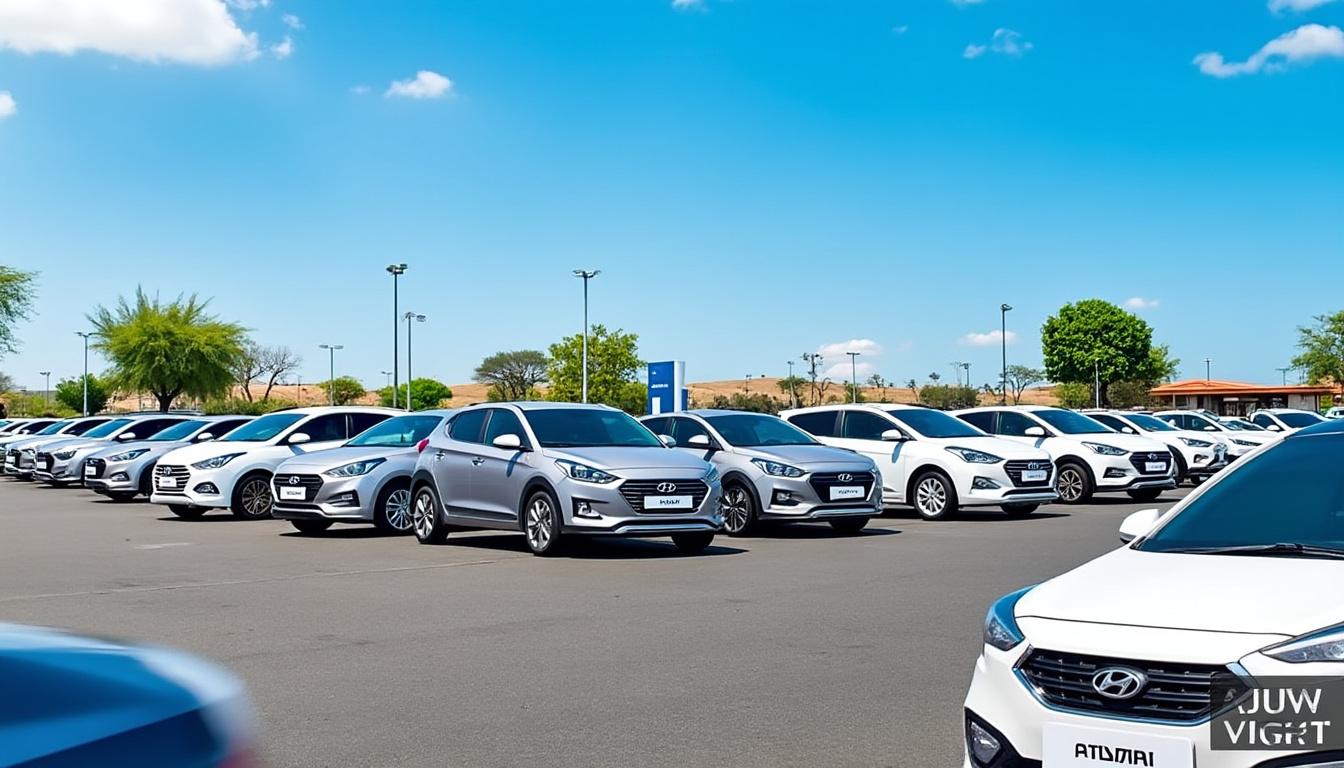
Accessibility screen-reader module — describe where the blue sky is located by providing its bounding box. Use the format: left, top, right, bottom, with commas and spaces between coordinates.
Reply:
1, 0, 1341, 393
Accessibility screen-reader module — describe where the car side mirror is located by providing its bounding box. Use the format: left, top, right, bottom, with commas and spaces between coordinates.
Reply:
116, 432, 136, 441
194, 433, 214, 442
1266, 424, 1283, 432
880, 429, 906, 442
1203, 425, 1218, 431
1123, 427, 1136, 435
685, 434, 712, 449
1119, 508, 1164, 544
288, 432, 311, 445
1024, 426, 1046, 437
657, 434, 676, 448
492, 433, 526, 451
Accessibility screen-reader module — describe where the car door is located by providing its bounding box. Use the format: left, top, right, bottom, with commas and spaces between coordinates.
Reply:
286, 414, 349, 454
830, 410, 909, 503
994, 411, 1048, 449
431, 409, 489, 516
473, 408, 533, 521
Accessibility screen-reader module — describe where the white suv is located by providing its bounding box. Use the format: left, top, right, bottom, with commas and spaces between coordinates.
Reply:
954, 406, 1175, 503
780, 404, 1058, 520
1152, 410, 1278, 461
1085, 410, 1229, 485
1248, 407, 1327, 434
150, 407, 399, 519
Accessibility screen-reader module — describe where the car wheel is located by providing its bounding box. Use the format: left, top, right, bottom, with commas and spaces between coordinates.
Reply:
290, 519, 333, 534
411, 485, 450, 545
1055, 462, 1092, 504
1190, 475, 1206, 487
671, 532, 715, 553
828, 517, 870, 534
230, 473, 274, 520
107, 491, 138, 502
523, 490, 565, 557
138, 464, 155, 497
1000, 503, 1038, 517
1127, 488, 1164, 502
719, 482, 757, 536
169, 504, 205, 519
373, 480, 414, 534
912, 471, 958, 520
1170, 452, 1190, 485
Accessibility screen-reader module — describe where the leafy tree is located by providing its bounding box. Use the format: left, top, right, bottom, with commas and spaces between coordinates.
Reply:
928, 372, 941, 384
318, 376, 367, 405
55, 374, 110, 415
0, 371, 13, 394
232, 342, 303, 402
707, 393, 782, 415
1148, 344, 1181, 384
377, 379, 454, 411
202, 397, 299, 416
546, 325, 644, 412
866, 374, 888, 401
1003, 365, 1046, 405
0, 266, 37, 357
800, 353, 832, 406
777, 376, 807, 407
917, 384, 979, 410
905, 379, 918, 400
474, 350, 549, 401
1292, 311, 1344, 385
89, 289, 247, 412
842, 382, 866, 403
1107, 380, 1159, 410
1041, 300, 1161, 399
1053, 382, 1094, 409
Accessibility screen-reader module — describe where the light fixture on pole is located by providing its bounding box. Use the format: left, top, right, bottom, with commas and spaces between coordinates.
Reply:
847, 352, 861, 403
950, 362, 963, 386
39, 371, 51, 405
1094, 357, 1101, 409
318, 344, 344, 406
1204, 358, 1212, 381
787, 360, 797, 408
386, 264, 407, 409
381, 370, 393, 388
999, 304, 1012, 405
1276, 366, 1291, 386
404, 313, 426, 411
75, 332, 94, 416
572, 269, 600, 403
960, 362, 971, 389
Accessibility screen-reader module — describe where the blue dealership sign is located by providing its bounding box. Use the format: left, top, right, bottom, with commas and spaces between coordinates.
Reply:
647, 361, 687, 415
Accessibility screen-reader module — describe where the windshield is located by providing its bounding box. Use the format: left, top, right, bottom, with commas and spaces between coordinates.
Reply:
885, 408, 986, 438
83, 419, 133, 438
1126, 414, 1177, 432
146, 420, 211, 442
37, 421, 73, 435
1138, 433, 1344, 554
1034, 410, 1113, 435
704, 414, 818, 446
525, 409, 663, 448
1279, 411, 1326, 429
220, 413, 304, 442
347, 415, 444, 447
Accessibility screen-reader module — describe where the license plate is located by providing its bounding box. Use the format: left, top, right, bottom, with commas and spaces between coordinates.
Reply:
1022, 469, 1048, 482
644, 495, 692, 510
84, 464, 95, 477
1145, 462, 1167, 473
830, 486, 864, 500
158, 477, 178, 489
279, 486, 306, 501
1043, 723, 1193, 768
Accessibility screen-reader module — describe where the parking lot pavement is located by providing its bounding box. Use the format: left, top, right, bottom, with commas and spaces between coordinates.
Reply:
0, 481, 1191, 768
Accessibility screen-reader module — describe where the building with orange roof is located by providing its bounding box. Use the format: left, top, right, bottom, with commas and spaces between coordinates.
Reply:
1149, 379, 1341, 416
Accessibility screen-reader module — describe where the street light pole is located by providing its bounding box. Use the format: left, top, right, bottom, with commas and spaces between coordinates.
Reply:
847, 352, 860, 403
1094, 358, 1101, 408
318, 344, 344, 406
787, 360, 796, 408
1277, 366, 1291, 386
404, 313, 426, 411
386, 264, 407, 409
1204, 358, 1212, 381
572, 270, 600, 403
1000, 304, 1012, 406
39, 371, 50, 406
382, 371, 393, 389
75, 332, 93, 416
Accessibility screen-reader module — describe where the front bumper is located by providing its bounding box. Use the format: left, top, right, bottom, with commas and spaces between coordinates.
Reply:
1092, 455, 1176, 493
559, 476, 724, 537
83, 458, 143, 494
148, 465, 232, 509
34, 451, 93, 484
270, 473, 380, 523
4, 449, 35, 477
955, 462, 1059, 508
755, 471, 883, 521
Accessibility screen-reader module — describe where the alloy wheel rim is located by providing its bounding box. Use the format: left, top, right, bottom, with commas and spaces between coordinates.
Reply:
412, 491, 434, 539
526, 498, 553, 550
916, 478, 946, 515
385, 489, 413, 531
241, 479, 272, 517
1058, 469, 1083, 501
720, 488, 750, 532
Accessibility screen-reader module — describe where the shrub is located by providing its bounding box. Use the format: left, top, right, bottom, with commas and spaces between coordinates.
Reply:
1053, 382, 1095, 409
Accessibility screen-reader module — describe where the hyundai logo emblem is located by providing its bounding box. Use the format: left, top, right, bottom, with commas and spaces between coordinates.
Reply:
288, 476, 301, 485
656, 482, 677, 494
1091, 668, 1147, 700
1027, 462, 1042, 471
837, 473, 852, 483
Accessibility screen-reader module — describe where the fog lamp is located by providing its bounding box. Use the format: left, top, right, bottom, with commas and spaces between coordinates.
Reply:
573, 500, 600, 519
194, 483, 219, 495
971, 477, 1001, 490
110, 472, 129, 482
967, 719, 1001, 766
1104, 468, 1127, 478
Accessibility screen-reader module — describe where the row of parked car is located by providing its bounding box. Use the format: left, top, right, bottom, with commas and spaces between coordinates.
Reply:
0, 402, 1328, 553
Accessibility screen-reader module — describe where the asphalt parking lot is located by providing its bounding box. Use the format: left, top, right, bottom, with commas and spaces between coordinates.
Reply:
0, 482, 1191, 768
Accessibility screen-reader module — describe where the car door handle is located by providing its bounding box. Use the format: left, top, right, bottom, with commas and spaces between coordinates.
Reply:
472, 457, 485, 466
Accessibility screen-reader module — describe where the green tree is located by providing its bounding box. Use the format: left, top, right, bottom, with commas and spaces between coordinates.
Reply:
917, 384, 979, 410
1053, 382, 1094, 409
55, 374, 110, 414
473, 350, 549, 401
1292, 311, 1344, 385
1003, 365, 1046, 405
546, 325, 646, 413
89, 289, 247, 412
318, 376, 367, 405
842, 382, 867, 403
707, 392, 782, 414
0, 371, 13, 394
1148, 344, 1181, 384
1042, 300, 1162, 402
0, 266, 37, 357
377, 379, 453, 411
777, 375, 807, 407
1107, 380, 1159, 410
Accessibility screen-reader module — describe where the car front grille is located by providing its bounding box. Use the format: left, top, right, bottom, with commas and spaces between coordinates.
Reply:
1129, 452, 1172, 475
618, 479, 710, 513
272, 474, 324, 503
35, 452, 54, 471
5, 449, 17, 466
808, 471, 877, 499
1003, 460, 1054, 487
155, 464, 190, 495
85, 458, 107, 479
1019, 649, 1231, 723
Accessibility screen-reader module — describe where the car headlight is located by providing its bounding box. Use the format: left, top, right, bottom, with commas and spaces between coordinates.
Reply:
191, 453, 244, 470
1178, 437, 1213, 448
703, 464, 719, 484
1263, 624, 1344, 663
945, 446, 1004, 464
1083, 442, 1129, 456
750, 458, 805, 477
1232, 439, 1259, 447
555, 460, 618, 484
984, 586, 1034, 651
54, 450, 78, 460
324, 458, 386, 478
106, 449, 149, 462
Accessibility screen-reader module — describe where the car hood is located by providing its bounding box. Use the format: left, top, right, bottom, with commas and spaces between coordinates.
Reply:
85, 439, 185, 460
544, 446, 710, 473
2, 435, 62, 451
159, 440, 268, 465
32, 436, 111, 454
1056, 432, 1168, 454
1017, 546, 1343, 637
276, 445, 411, 471
940, 436, 1052, 460
733, 443, 876, 468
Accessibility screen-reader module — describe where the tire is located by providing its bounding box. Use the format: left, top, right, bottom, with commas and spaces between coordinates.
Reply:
230, 473, 274, 520
1055, 462, 1093, 504
1001, 503, 1039, 518
290, 519, 333, 534
107, 491, 138, 502
138, 464, 155, 497
1127, 488, 1163, 502
671, 532, 715, 553
411, 485, 450, 545
911, 471, 958, 521
828, 517, 870, 534
718, 482, 758, 536
373, 480, 414, 534
1170, 452, 1190, 485
169, 504, 205, 519
522, 489, 565, 556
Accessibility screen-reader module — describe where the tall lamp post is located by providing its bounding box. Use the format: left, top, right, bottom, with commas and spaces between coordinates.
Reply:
1094, 357, 1101, 409
787, 360, 797, 408
386, 264, 407, 408
1204, 358, 1212, 381
1276, 366, 1291, 386
960, 362, 971, 390
318, 344, 344, 406
404, 312, 426, 411
381, 370, 393, 388
999, 304, 1012, 405
39, 371, 51, 406
75, 332, 94, 416
572, 269, 600, 403
847, 351, 861, 403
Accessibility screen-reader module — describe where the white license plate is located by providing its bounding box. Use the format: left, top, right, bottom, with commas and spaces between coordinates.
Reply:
1043, 723, 1192, 768
1022, 469, 1048, 482
84, 464, 95, 477
830, 486, 865, 500
157, 477, 178, 489
279, 486, 306, 501
644, 495, 692, 510
1145, 462, 1167, 473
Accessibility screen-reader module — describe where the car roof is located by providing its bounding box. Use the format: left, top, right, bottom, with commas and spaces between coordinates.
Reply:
461, 401, 620, 412
669, 409, 778, 418
255, 406, 404, 416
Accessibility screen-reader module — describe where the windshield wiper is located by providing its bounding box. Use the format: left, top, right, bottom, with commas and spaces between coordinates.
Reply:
1166, 543, 1344, 560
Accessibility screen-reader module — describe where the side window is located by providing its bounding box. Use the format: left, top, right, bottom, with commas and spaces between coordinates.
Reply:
642, 418, 671, 437
128, 418, 182, 438
1251, 413, 1274, 428
1091, 414, 1126, 432
958, 411, 995, 432
997, 412, 1039, 437
448, 410, 489, 444
349, 413, 392, 438
211, 420, 249, 437
296, 415, 348, 443
483, 409, 528, 446
786, 411, 839, 438
1161, 414, 1185, 430
1188, 415, 1215, 432
841, 411, 896, 441
670, 418, 710, 446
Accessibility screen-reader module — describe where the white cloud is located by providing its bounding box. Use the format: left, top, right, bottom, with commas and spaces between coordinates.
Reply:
825, 361, 876, 381
281, 13, 303, 29
0, 91, 15, 120
892, 25, 909, 35
815, 339, 884, 360
672, 0, 704, 9
0, 0, 259, 65
959, 330, 1019, 347
1195, 24, 1344, 77
1269, 0, 1338, 12
964, 44, 987, 58
350, 85, 370, 96
1124, 297, 1159, 310
385, 70, 453, 99
224, 0, 269, 9
270, 36, 292, 58
965, 28, 1031, 58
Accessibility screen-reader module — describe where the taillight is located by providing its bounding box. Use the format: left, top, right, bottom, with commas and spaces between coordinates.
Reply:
416, 438, 429, 454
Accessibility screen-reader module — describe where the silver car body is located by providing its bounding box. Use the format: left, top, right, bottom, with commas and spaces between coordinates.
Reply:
82, 417, 255, 498
270, 411, 454, 532
3, 417, 117, 478
640, 410, 883, 525
33, 415, 195, 485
